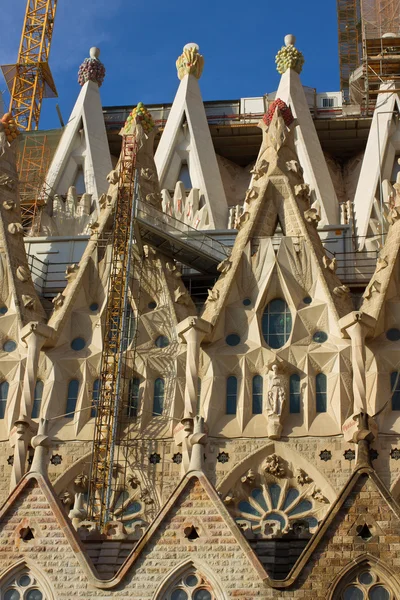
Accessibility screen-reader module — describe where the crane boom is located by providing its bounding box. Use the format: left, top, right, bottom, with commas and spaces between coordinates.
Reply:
1, 0, 58, 131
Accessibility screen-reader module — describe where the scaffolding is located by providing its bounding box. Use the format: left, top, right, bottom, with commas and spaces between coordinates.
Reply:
87, 134, 142, 529
17, 133, 52, 233
337, 0, 362, 102
1, 0, 58, 131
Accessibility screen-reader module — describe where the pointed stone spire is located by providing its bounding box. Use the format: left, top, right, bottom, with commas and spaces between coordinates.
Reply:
155, 44, 229, 230
275, 35, 339, 225
44, 47, 112, 214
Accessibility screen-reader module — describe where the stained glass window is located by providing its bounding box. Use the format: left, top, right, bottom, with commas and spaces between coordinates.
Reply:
391, 372, 400, 410
290, 374, 301, 413
316, 373, 327, 413
262, 298, 292, 349
252, 375, 263, 414
226, 376, 237, 415
0, 381, 9, 419
66, 379, 79, 418
127, 377, 140, 417
31, 380, 44, 419
91, 379, 100, 418
153, 378, 164, 415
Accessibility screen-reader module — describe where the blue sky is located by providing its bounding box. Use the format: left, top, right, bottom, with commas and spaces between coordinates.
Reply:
1, 0, 340, 130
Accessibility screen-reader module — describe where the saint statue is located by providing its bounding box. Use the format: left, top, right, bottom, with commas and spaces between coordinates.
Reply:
267, 364, 286, 417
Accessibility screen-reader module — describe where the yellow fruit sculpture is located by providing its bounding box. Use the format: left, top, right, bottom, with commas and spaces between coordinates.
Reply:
123, 102, 154, 135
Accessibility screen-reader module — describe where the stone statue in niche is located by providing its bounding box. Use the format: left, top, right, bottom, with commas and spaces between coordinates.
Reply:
266, 364, 286, 439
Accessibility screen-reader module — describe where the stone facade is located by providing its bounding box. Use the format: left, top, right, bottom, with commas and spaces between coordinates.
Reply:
0, 35, 400, 600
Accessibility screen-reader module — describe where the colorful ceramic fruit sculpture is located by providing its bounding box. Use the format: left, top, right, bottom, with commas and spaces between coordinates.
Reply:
275, 43, 305, 74
78, 57, 106, 87
263, 99, 294, 127
1, 113, 20, 143
123, 103, 154, 135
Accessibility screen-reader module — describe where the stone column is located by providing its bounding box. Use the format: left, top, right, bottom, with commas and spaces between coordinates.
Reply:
10, 322, 53, 490
340, 311, 376, 443
176, 317, 211, 419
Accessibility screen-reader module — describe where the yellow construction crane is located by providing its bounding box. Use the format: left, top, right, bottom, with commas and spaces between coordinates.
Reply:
1, 0, 58, 131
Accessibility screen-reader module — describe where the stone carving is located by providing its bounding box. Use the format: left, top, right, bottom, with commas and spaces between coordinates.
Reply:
262, 454, 286, 478
295, 183, 310, 203
127, 474, 140, 489
250, 161, 268, 180
60, 490, 74, 508
323, 255, 337, 272
0, 174, 15, 190
65, 264, 79, 279
174, 287, 191, 305
364, 280, 381, 299
241, 469, 256, 484
140, 488, 154, 505
106, 170, 119, 185
22, 295, 35, 309
16, 266, 30, 282
286, 159, 303, 176
312, 488, 328, 503
245, 188, 259, 202
74, 472, 88, 490
3, 199, 15, 210
304, 208, 320, 226
146, 192, 162, 206
176, 43, 204, 80
217, 258, 232, 274
333, 285, 350, 297
297, 468, 313, 485
52, 293, 65, 309
376, 257, 388, 272
8, 223, 24, 235
387, 206, 400, 225
266, 365, 286, 439
223, 491, 235, 505
207, 288, 219, 302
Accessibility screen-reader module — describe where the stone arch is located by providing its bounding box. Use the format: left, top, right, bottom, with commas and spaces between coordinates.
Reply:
216, 440, 336, 502
153, 558, 228, 600
0, 559, 56, 600
327, 553, 400, 599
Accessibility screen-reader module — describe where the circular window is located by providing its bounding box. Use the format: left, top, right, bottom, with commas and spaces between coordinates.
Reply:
89, 302, 99, 312
4, 591, 20, 600
243, 298, 252, 306
226, 334, 240, 346
18, 576, 31, 587
155, 335, 169, 348
313, 331, 328, 344
0, 306, 8, 315
26, 591, 43, 600
148, 301, 157, 309
3, 340, 17, 352
303, 296, 312, 305
193, 590, 212, 600
386, 328, 400, 341
343, 586, 364, 600
369, 587, 390, 600
171, 590, 188, 600
71, 337, 86, 351
359, 573, 374, 586
186, 575, 199, 587
262, 298, 292, 349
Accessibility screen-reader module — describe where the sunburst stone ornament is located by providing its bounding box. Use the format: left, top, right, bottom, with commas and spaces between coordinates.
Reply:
176, 43, 204, 80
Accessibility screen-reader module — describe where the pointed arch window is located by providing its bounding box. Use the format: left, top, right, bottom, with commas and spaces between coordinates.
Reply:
127, 377, 140, 417
262, 298, 292, 349
91, 379, 100, 418
66, 379, 79, 418
162, 569, 216, 600
226, 376, 237, 415
31, 380, 44, 419
391, 371, 400, 410
0, 381, 9, 419
289, 374, 301, 413
252, 375, 263, 414
334, 564, 395, 599
153, 378, 164, 416
316, 373, 327, 413
1, 571, 46, 600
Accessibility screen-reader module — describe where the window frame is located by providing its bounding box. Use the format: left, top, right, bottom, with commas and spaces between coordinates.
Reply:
65, 379, 79, 418
261, 298, 292, 349
153, 377, 165, 416
316, 373, 327, 413
252, 375, 263, 414
289, 373, 301, 413
31, 380, 44, 419
0, 380, 9, 419
127, 377, 140, 418
226, 376, 238, 415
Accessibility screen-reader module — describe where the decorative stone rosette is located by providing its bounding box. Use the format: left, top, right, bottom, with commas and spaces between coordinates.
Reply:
275, 35, 304, 74
78, 47, 106, 87
176, 43, 204, 80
